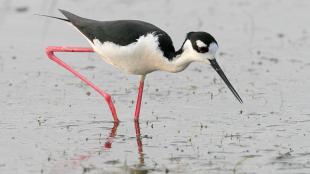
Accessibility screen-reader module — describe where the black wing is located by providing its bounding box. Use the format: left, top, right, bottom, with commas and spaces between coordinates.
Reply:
59, 9, 176, 60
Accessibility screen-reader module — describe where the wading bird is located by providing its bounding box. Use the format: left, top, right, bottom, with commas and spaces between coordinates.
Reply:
41, 9, 243, 123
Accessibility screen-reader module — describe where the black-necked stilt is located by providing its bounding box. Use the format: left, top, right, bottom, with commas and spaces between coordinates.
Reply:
40, 9, 243, 123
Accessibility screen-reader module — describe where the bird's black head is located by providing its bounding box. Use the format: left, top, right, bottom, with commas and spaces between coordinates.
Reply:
181, 31, 243, 103
186, 31, 218, 54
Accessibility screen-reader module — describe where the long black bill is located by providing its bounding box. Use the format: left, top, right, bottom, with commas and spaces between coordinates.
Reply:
209, 59, 243, 103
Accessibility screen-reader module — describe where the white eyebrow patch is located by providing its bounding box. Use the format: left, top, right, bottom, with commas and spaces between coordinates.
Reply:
196, 40, 207, 48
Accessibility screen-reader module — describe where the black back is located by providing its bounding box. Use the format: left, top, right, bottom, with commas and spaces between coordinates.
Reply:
59, 9, 176, 60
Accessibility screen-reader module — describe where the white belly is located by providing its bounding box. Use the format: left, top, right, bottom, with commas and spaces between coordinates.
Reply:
90, 33, 168, 75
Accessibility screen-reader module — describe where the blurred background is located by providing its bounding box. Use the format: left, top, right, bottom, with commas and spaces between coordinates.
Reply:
0, 0, 310, 173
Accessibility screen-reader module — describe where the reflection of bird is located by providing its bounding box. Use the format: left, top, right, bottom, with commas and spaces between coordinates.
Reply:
41, 9, 243, 122
61, 121, 146, 173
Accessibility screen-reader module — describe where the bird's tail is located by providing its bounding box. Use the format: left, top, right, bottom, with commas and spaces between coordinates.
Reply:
34, 13, 69, 22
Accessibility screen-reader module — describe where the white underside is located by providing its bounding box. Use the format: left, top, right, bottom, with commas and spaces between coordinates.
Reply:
89, 33, 171, 75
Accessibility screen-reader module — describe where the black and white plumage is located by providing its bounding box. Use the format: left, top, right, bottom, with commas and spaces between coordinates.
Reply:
59, 9, 176, 60
41, 9, 243, 103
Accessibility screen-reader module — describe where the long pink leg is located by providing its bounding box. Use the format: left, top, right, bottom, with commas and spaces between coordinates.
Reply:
45, 46, 119, 122
134, 75, 145, 121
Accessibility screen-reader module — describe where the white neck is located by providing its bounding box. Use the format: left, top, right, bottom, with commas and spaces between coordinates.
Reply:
159, 40, 203, 73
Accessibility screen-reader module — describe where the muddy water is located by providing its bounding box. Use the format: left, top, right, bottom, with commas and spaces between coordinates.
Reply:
1, 0, 310, 173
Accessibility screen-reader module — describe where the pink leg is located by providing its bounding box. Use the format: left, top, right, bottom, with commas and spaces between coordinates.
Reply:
45, 46, 119, 122
134, 75, 145, 121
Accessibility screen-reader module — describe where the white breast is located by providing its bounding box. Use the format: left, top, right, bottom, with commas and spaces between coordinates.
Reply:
90, 33, 169, 75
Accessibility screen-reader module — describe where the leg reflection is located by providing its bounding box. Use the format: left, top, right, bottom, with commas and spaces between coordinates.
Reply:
65, 122, 119, 168
134, 121, 144, 166
74, 122, 119, 163
104, 122, 119, 149
57, 122, 149, 173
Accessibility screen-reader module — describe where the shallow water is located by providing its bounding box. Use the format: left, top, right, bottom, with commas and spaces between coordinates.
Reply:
1, 0, 310, 173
